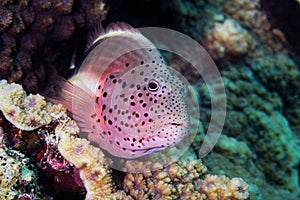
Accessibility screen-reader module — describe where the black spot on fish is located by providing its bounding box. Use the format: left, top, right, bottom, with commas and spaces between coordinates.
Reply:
140, 61, 144, 65
130, 84, 135, 88
122, 82, 127, 88
103, 92, 107, 97
130, 102, 135, 106
125, 63, 129, 67
96, 97, 99, 104
90, 113, 96, 118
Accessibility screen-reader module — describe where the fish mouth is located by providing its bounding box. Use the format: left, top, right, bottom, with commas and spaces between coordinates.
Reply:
165, 122, 188, 127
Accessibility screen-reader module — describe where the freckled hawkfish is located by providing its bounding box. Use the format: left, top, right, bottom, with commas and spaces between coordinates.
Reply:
51, 22, 190, 158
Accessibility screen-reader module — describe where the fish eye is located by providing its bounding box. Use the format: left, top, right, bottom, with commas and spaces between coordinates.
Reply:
146, 79, 161, 94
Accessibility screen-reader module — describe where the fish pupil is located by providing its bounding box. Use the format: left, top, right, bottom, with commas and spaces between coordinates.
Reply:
149, 82, 158, 90
147, 79, 160, 94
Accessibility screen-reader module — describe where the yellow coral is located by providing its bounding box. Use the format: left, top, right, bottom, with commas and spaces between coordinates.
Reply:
53, 110, 113, 200
199, 175, 249, 200
0, 147, 35, 200
123, 159, 208, 200
203, 19, 255, 60
223, 0, 288, 53
0, 80, 52, 130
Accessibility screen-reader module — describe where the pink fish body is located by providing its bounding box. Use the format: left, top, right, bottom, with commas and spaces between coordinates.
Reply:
54, 22, 189, 158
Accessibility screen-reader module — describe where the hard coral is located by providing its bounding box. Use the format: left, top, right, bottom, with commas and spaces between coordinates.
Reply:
0, 80, 53, 131
203, 18, 255, 61
223, 0, 288, 53
123, 159, 248, 200
199, 175, 249, 200
0, 0, 107, 93
0, 7, 13, 32
198, 65, 300, 199
0, 146, 50, 200
0, 80, 115, 199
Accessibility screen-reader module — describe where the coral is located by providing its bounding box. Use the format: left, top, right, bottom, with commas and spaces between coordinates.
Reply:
203, 18, 255, 60
0, 80, 117, 199
38, 125, 86, 199
261, 0, 300, 53
0, 80, 52, 131
123, 158, 249, 200
199, 175, 249, 200
0, 7, 13, 32
0, 0, 107, 93
0, 146, 50, 200
223, 0, 289, 53
197, 65, 300, 199
123, 159, 207, 200
56, 121, 114, 200
250, 53, 300, 134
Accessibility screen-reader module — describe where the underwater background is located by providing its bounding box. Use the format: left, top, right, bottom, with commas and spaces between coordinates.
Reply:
0, 0, 299, 199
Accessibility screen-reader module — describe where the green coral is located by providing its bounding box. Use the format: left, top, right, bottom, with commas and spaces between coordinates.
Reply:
251, 53, 300, 133
251, 53, 299, 95
196, 65, 299, 199
0, 147, 48, 200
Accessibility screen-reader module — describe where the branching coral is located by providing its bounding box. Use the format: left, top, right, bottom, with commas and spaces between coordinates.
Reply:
124, 159, 207, 200
123, 159, 249, 200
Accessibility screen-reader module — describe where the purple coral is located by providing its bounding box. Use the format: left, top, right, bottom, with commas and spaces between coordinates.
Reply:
0, 0, 107, 93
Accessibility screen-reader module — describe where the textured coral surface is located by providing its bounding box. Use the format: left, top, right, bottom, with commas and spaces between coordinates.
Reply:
0, 0, 106, 93
0, 80, 249, 200
1, 0, 300, 199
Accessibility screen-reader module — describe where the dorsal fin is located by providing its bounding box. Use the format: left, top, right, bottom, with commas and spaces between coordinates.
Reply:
85, 22, 140, 52
85, 22, 103, 52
